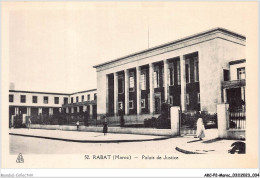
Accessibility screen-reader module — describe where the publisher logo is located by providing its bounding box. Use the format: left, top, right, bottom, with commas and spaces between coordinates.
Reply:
16, 153, 24, 163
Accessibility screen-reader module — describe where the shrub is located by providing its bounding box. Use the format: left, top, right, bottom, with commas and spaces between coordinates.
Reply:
13, 115, 23, 128
180, 111, 218, 129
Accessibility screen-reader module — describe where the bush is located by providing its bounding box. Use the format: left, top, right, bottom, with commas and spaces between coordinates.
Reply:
13, 115, 24, 128
144, 116, 170, 129
180, 113, 198, 129
180, 111, 217, 129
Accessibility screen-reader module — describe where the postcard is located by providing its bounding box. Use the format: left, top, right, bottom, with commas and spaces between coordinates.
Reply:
1, 1, 259, 173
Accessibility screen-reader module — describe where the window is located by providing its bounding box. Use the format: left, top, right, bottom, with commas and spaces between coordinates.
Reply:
54, 97, 59, 104
118, 101, 123, 110
64, 97, 68, 104
82, 95, 84, 102
32, 96, 37, 103
129, 72, 135, 92
154, 66, 160, 88
186, 94, 189, 105
9, 94, 14, 102
194, 57, 199, 82
44, 96, 48, 104
237, 67, 245, 80
177, 61, 181, 85
169, 63, 174, 86
76, 96, 79, 103
141, 99, 146, 108
118, 75, 124, 94
185, 59, 190, 83
129, 100, 134, 109
20, 95, 26, 103
169, 96, 173, 106
197, 93, 200, 104
141, 70, 146, 90
87, 94, 90, 101
94, 94, 97, 100
223, 69, 230, 81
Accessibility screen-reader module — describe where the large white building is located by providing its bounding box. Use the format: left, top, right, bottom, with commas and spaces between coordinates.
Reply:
9, 28, 246, 128
93, 28, 246, 123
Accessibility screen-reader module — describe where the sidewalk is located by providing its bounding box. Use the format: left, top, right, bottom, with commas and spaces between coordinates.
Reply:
9, 128, 171, 143
175, 129, 244, 154
9, 128, 242, 154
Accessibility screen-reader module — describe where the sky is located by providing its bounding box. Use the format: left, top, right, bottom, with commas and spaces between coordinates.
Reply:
6, 1, 253, 93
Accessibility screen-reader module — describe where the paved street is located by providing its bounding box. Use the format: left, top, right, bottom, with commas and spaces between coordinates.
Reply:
9, 128, 238, 155
10, 134, 182, 155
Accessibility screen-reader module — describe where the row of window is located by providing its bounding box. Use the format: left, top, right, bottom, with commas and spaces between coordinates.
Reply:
117, 58, 199, 94
70, 93, 97, 103
185, 57, 199, 83
118, 98, 146, 110
9, 93, 97, 104
117, 92, 200, 110
223, 67, 246, 81
9, 95, 68, 104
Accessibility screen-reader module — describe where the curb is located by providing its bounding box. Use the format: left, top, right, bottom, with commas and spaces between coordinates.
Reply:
175, 147, 205, 154
9, 133, 171, 143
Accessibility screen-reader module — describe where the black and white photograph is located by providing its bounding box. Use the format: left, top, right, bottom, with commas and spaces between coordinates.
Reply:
1, 1, 259, 176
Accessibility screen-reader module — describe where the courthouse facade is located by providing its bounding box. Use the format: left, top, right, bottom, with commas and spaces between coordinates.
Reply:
94, 28, 246, 121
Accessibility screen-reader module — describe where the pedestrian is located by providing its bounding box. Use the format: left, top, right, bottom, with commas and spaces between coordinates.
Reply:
196, 117, 205, 140
76, 121, 80, 130
27, 117, 31, 130
103, 116, 108, 136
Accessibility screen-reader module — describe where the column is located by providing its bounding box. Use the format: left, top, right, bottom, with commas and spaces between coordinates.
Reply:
136, 66, 141, 115
38, 108, 42, 115
26, 107, 31, 116
149, 63, 154, 114
124, 69, 129, 115
241, 86, 245, 102
83, 105, 87, 112
223, 89, 227, 103
106, 74, 109, 115
77, 106, 80, 113
49, 108, 53, 115
241, 86, 245, 111
71, 107, 74, 113
217, 104, 229, 138
89, 105, 93, 119
66, 107, 69, 113
170, 106, 180, 136
180, 55, 187, 111
114, 72, 118, 116
15, 107, 19, 115
164, 59, 169, 103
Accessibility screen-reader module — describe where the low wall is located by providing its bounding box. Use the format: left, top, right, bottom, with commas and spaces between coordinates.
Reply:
30, 124, 174, 136
30, 107, 181, 136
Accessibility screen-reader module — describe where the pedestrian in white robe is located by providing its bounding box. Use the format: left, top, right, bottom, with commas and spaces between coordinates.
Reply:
196, 118, 205, 140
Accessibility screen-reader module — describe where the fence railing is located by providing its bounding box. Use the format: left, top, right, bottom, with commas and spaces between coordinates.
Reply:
229, 108, 246, 129
27, 113, 99, 126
